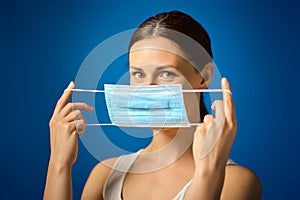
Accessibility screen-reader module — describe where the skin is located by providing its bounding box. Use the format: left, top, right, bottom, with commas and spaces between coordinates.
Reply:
44, 37, 262, 200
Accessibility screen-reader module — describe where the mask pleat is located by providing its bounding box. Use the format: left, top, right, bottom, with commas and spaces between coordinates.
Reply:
104, 84, 190, 127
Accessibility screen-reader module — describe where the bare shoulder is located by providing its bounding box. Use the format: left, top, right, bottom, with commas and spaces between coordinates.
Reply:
81, 157, 118, 200
221, 165, 262, 200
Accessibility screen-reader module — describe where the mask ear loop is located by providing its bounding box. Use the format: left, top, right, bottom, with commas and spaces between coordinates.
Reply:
65, 87, 232, 127
65, 88, 106, 93
65, 88, 232, 95
182, 88, 232, 126
65, 88, 113, 126
181, 88, 232, 95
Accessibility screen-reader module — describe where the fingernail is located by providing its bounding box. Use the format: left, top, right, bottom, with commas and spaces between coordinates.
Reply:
67, 81, 74, 88
222, 77, 227, 86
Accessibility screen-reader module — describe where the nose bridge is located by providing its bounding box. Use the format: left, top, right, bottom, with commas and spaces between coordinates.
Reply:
146, 74, 158, 85
142, 70, 158, 85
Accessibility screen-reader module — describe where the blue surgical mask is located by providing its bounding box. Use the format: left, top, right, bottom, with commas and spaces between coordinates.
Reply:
104, 84, 190, 127
67, 84, 231, 127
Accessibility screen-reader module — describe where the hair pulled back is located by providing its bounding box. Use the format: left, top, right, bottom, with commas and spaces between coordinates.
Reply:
129, 10, 213, 120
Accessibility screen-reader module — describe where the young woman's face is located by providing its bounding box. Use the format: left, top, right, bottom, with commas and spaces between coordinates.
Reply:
129, 38, 202, 89
129, 37, 204, 124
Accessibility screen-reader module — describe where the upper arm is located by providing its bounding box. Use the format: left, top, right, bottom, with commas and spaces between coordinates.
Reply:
81, 158, 116, 200
221, 165, 262, 200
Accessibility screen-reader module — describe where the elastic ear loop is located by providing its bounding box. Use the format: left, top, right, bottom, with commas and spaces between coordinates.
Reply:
65, 88, 232, 127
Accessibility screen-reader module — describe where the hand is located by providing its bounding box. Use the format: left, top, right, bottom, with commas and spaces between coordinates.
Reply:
48, 81, 93, 168
193, 77, 237, 171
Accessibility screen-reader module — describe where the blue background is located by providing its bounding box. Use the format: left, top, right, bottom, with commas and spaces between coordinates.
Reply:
1, 0, 299, 199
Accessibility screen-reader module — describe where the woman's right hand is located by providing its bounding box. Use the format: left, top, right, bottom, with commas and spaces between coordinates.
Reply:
48, 81, 93, 168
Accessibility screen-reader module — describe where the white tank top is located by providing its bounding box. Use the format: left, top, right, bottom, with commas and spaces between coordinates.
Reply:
103, 150, 236, 200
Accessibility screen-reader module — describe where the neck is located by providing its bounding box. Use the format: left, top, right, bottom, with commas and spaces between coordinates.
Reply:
145, 127, 195, 152
130, 127, 195, 173
144, 128, 180, 151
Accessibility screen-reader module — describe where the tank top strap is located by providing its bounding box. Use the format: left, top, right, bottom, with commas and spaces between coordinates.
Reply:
103, 151, 237, 200
103, 150, 141, 200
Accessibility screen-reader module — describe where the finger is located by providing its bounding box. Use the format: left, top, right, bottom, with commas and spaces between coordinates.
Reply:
203, 114, 214, 124
73, 103, 94, 112
211, 100, 225, 125
60, 102, 94, 117
64, 110, 83, 122
53, 81, 75, 116
194, 123, 206, 141
221, 77, 236, 120
74, 119, 85, 136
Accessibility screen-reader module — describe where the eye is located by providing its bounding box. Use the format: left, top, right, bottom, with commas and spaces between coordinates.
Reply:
132, 71, 145, 79
160, 71, 177, 79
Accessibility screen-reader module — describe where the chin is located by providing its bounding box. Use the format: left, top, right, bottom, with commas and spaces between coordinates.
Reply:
150, 127, 180, 134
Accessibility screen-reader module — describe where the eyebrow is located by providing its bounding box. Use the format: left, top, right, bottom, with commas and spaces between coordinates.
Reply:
130, 65, 176, 71
130, 66, 144, 71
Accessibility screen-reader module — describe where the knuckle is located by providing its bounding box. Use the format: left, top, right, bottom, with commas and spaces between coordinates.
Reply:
49, 119, 53, 127
224, 119, 236, 132
72, 110, 82, 120
74, 119, 80, 125
56, 98, 64, 107
49, 117, 57, 127
65, 123, 74, 132
75, 120, 85, 133
56, 120, 64, 128
227, 122, 234, 130
75, 109, 82, 117
66, 103, 73, 110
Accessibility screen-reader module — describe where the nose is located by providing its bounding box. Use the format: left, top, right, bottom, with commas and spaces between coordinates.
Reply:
130, 71, 160, 86
142, 75, 158, 86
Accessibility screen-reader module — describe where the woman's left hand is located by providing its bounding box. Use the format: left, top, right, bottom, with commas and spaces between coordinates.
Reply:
193, 77, 237, 172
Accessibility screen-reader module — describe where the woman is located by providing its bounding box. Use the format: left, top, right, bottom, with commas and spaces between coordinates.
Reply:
44, 10, 262, 199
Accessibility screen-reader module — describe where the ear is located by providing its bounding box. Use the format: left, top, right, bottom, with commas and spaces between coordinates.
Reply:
199, 62, 214, 88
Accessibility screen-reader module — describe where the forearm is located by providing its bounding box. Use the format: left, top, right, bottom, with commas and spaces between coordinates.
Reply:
43, 161, 73, 200
184, 166, 225, 200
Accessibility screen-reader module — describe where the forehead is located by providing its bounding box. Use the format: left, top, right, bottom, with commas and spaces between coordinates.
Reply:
129, 38, 196, 71
130, 49, 185, 67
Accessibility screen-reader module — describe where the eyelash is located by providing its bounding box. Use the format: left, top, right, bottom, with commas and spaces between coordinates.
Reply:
132, 71, 144, 78
131, 70, 178, 79
160, 71, 177, 79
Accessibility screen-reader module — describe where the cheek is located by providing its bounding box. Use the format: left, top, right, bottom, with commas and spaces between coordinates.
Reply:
130, 77, 139, 86
179, 69, 202, 89
183, 92, 201, 123
130, 76, 148, 86
180, 76, 197, 89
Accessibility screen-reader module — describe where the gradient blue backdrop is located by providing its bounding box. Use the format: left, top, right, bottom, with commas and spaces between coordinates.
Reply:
1, 0, 299, 199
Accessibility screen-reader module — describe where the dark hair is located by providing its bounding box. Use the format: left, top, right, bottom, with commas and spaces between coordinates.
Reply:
129, 10, 212, 120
